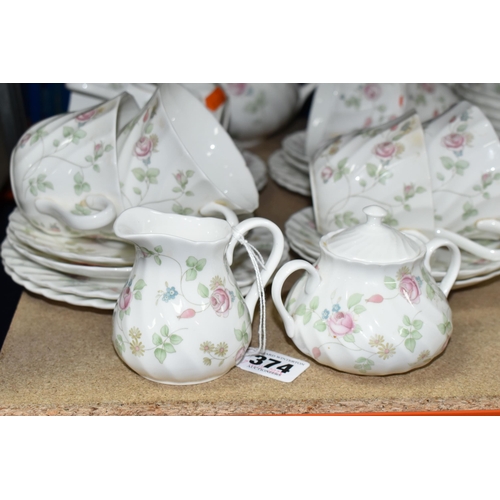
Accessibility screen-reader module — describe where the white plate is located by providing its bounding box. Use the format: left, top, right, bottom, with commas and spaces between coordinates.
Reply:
282, 150, 309, 173
8, 209, 135, 266
285, 206, 500, 287
268, 150, 311, 196
282, 130, 307, 163
242, 150, 268, 191
2, 240, 124, 300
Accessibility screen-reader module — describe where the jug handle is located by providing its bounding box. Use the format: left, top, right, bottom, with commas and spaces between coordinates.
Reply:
424, 238, 461, 298
226, 217, 284, 321
295, 83, 318, 113
271, 260, 321, 338
475, 218, 500, 235
35, 194, 116, 232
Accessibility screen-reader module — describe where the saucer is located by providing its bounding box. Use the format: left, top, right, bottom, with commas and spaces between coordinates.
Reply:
282, 130, 307, 163
285, 206, 500, 287
242, 150, 268, 191
267, 150, 311, 196
2, 240, 124, 300
8, 209, 135, 266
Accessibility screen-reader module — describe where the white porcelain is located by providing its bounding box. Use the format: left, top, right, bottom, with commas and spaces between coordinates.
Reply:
267, 150, 311, 196
221, 83, 317, 142
405, 83, 458, 122
179, 83, 227, 123
117, 84, 259, 218
2, 240, 116, 310
273, 206, 461, 375
2, 240, 124, 300
306, 83, 406, 159
241, 150, 268, 191
8, 208, 135, 266
282, 130, 307, 163
11, 93, 140, 237
285, 206, 500, 284
425, 101, 500, 239
112, 207, 284, 385
310, 110, 434, 235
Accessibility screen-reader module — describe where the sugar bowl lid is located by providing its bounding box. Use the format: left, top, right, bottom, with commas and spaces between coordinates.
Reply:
322, 205, 423, 264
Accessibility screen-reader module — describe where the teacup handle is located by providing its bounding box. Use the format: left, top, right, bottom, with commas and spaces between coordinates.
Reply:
199, 202, 239, 227
271, 260, 321, 338
424, 238, 461, 297
475, 218, 500, 235
226, 217, 284, 321
35, 194, 116, 231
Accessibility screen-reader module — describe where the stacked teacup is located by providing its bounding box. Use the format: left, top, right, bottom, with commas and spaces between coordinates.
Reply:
286, 99, 500, 289
4, 84, 289, 311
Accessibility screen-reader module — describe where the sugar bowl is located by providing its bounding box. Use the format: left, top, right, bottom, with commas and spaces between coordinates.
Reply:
272, 205, 461, 375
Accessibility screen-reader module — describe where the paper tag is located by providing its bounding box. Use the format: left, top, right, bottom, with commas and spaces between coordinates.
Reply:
237, 349, 309, 383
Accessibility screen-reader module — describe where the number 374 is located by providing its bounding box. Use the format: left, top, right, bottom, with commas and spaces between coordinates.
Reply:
249, 355, 293, 374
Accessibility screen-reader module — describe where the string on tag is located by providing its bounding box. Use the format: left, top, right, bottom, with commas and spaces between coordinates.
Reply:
232, 229, 267, 360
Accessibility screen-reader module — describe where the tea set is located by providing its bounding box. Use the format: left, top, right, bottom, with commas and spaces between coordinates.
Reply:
4, 82, 500, 385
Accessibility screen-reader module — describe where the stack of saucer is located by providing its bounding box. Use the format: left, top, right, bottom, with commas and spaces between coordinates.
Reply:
267, 130, 311, 196
453, 84, 500, 134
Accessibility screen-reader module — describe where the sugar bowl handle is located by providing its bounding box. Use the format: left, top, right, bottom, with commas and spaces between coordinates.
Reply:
271, 260, 321, 338
424, 238, 461, 297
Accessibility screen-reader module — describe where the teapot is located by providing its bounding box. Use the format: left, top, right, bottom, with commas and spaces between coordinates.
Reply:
112, 207, 284, 384
271, 205, 461, 375
220, 83, 317, 143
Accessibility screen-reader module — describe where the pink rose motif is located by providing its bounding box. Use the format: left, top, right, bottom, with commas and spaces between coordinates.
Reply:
399, 275, 421, 304
404, 183, 415, 198
20, 133, 31, 147
94, 143, 102, 153
226, 83, 247, 96
76, 109, 97, 122
327, 312, 355, 337
441, 133, 465, 151
482, 172, 493, 187
235, 346, 247, 365
419, 83, 435, 93
178, 309, 196, 319
366, 294, 384, 303
143, 109, 150, 123
321, 166, 333, 183
373, 141, 396, 160
312, 347, 321, 359
175, 171, 187, 187
363, 116, 373, 128
134, 136, 153, 159
210, 286, 232, 317
363, 84, 382, 101
119, 286, 132, 310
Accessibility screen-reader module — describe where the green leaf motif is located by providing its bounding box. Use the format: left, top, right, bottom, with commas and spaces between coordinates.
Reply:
413, 319, 423, 330
303, 311, 312, 325
313, 320, 327, 332
338, 157, 348, 170
154, 255, 161, 266
234, 329, 243, 341
426, 284, 435, 300
186, 256, 198, 267
198, 283, 209, 298
170, 335, 183, 345
384, 276, 397, 290
152, 333, 163, 346
85, 155, 93, 162
63, 126, 73, 138
186, 269, 197, 281
105, 144, 113, 152
134, 279, 147, 291
154, 246, 163, 253
164, 343, 176, 353
295, 304, 306, 316
242, 332, 249, 344
403, 315, 411, 326
400, 328, 410, 337
172, 186, 182, 193
343, 334, 355, 343
74, 171, 84, 184
195, 258, 206, 271
405, 338, 416, 353
145, 123, 154, 134
416, 186, 426, 194
238, 301, 245, 318
53, 139, 60, 147
74, 129, 87, 139
132, 168, 146, 182
440, 157, 454, 170
134, 291, 142, 300
133, 187, 141, 195
93, 165, 100, 172
366, 163, 378, 177
412, 331, 423, 340
309, 296, 319, 311
347, 293, 363, 309
353, 304, 366, 315
437, 172, 445, 181
186, 170, 194, 178
160, 325, 169, 337
154, 348, 167, 363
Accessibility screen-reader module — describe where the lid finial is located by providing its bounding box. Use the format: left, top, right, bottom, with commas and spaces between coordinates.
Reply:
363, 205, 388, 226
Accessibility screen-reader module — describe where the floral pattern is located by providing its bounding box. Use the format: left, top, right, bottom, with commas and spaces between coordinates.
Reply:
315, 114, 430, 231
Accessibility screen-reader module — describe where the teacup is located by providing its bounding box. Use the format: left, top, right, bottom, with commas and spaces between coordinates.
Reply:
220, 83, 317, 143
305, 83, 407, 159
405, 83, 458, 122
310, 110, 434, 235
11, 93, 140, 238
179, 83, 227, 124
424, 100, 500, 239
117, 83, 259, 217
